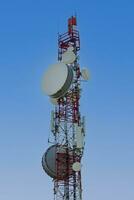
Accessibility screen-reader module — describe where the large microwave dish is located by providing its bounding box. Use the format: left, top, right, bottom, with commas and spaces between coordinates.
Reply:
42, 63, 73, 98
42, 145, 74, 180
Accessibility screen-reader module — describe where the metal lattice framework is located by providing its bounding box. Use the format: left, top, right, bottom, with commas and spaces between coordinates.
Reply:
46, 16, 85, 200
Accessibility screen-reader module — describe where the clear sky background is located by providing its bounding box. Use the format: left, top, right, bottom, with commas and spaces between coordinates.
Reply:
0, 0, 134, 200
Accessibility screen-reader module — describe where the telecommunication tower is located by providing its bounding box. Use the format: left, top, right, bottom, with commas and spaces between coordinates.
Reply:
42, 16, 89, 200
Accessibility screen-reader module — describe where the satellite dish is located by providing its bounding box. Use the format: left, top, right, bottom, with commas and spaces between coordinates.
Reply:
42, 145, 74, 180
50, 97, 58, 105
72, 162, 81, 172
62, 50, 76, 64
81, 68, 90, 80
42, 145, 56, 179
42, 63, 73, 98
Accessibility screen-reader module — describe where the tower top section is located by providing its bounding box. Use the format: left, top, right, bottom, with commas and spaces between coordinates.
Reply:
58, 16, 80, 60
68, 16, 77, 34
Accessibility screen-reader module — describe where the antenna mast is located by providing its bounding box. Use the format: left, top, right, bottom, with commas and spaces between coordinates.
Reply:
42, 16, 88, 200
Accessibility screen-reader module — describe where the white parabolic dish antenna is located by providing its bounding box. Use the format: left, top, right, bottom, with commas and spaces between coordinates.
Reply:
42, 63, 73, 98
42, 145, 74, 180
62, 50, 76, 64
81, 68, 90, 80
72, 162, 81, 172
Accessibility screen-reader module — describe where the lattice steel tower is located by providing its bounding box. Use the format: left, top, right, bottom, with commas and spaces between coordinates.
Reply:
42, 16, 89, 200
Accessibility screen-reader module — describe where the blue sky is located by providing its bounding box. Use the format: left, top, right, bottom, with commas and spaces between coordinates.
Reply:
0, 0, 134, 199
